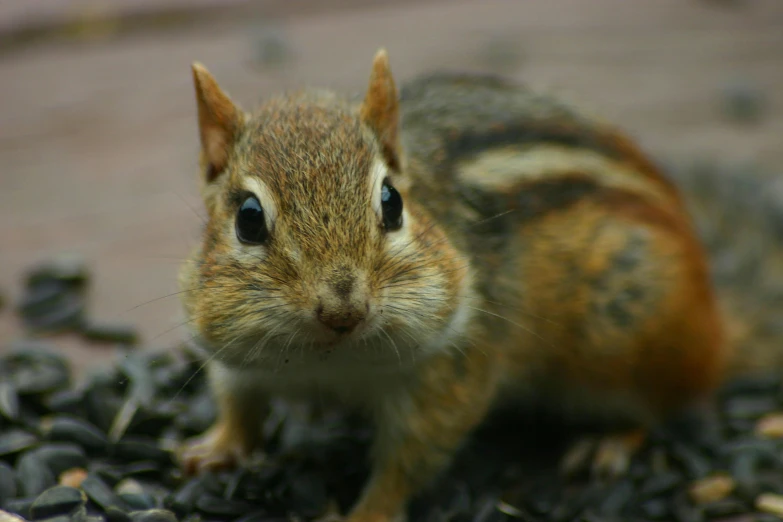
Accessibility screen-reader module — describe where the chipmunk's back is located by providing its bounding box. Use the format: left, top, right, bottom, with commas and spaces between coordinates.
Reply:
397, 72, 727, 423
397, 72, 683, 238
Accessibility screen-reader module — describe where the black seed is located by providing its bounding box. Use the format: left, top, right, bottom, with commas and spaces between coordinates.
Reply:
285, 471, 328, 517
233, 512, 274, 522
105, 506, 133, 522
724, 396, 779, 420
638, 471, 682, 499
69, 505, 89, 522
114, 461, 161, 479
32, 443, 88, 477
174, 393, 215, 436
12, 364, 71, 396
81, 475, 132, 513
45, 416, 108, 454
194, 496, 259, 517
0, 381, 20, 421
598, 479, 634, 516
701, 498, 748, 517
670, 443, 712, 480
30, 486, 87, 519
84, 386, 123, 434
83, 323, 140, 346
3, 498, 36, 520
640, 498, 670, 520
19, 291, 86, 335
17, 278, 70, 314
113, 438, 172, 465
0, 462, 18, 503
0, 429, 38, 457
117, 356, 156, 408
671, 491, 704, 522
16, 451, 56, 497
32, 515, 73, 522
166, 479, 202, 516
719, 372, 782, 398
90, 464, 126, 487
128, 509, 178, 522
118, 493, 157, 512
5, 347, 71, 396
126, 403, 180, 439
44, 389, 85, 416
24, 254, 90, 288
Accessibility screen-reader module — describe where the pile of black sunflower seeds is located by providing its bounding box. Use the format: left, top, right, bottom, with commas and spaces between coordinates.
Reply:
3, 256, 783, 522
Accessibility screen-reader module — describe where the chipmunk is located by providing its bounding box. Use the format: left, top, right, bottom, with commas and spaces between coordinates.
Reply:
176, 48, 783, 522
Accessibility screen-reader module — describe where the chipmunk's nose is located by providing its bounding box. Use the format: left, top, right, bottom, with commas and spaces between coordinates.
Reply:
315, 271, 369, 335
316, 303, 367, 334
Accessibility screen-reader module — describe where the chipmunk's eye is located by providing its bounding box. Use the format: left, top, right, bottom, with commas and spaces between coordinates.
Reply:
236, 196, 269, 245
381, 178, 403, 231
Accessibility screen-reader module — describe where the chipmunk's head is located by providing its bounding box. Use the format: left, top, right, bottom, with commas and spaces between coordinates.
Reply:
180, 50, 472, 370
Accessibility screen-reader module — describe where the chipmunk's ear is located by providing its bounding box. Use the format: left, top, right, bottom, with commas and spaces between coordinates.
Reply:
192, 62, 243, 183
360, 48, 401, 171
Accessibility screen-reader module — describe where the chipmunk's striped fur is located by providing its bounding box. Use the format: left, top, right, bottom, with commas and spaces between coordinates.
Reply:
176, 50, 780, 522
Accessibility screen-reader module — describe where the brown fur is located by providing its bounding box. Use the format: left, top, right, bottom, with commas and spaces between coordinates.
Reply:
174, 51, 771, 522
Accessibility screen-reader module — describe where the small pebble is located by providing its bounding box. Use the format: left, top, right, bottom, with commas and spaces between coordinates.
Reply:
755, 412, 783, 438
58, 468, 88, 488
757, 493, 783, 517
688, 473, 736, 505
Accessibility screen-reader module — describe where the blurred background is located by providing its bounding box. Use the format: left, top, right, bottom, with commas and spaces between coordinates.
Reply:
1, 0, 781, 377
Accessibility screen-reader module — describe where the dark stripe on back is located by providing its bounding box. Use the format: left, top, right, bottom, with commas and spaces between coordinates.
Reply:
462, 174, 683, 238
460, 175, 600, 234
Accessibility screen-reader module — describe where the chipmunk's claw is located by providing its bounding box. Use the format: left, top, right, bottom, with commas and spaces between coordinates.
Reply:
561, 429, 646, 480
177, 422, 258, 475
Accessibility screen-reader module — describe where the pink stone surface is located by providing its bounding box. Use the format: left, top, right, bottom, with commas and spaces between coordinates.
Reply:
1, 0, 781, 377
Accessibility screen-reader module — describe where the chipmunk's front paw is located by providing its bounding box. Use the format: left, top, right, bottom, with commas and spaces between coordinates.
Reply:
560, 429, 646, 480
178, 422, 259, 475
